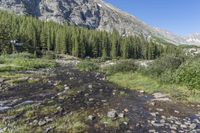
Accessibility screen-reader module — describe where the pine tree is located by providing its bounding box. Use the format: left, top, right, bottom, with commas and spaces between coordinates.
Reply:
71, 29, 79, 57
40, 27, 48, 50
110, 34, 117, 59
26, 22, 37, 55
121, 38, 128, 59
79, 30, 86, 58
101, 33, 108, 60
60, 29, 67, 54
47, 28, 52, 51
0, 22, 12, 54
55, 31, 61, 54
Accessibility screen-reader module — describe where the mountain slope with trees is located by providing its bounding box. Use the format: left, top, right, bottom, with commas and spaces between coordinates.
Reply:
0, 11, 181, 59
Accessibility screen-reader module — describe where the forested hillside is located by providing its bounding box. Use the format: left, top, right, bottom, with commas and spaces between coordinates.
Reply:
0, 12, 181, 59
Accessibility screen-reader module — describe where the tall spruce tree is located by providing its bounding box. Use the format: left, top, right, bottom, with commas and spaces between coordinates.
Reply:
71, 29, 79, 57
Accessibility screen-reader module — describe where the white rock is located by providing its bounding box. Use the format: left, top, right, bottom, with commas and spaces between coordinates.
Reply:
156, 108, 164, 112
174, 110, 180, 114
190, 123, 197, 129
107, 109, 117, 118
118, 113, 125, 118
88, 84, 93, 89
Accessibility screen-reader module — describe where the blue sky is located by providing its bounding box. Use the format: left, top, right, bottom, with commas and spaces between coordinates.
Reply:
105, 0, 200, 36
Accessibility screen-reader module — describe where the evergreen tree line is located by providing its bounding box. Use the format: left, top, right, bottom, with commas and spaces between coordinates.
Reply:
0, 11, 182, 59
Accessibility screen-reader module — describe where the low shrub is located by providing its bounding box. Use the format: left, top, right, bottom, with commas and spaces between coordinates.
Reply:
77, 61, 99, 72
175, 59, 200, 90
43, 51, 56, 59
159, 70, 175, 83
147, 55, 185, 77
0, 58, 6, 64
102, 60, 138, 75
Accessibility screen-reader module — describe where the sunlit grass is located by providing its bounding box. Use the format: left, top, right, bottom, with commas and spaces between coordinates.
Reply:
108, 72, 200, 103
0, 53, 56, 72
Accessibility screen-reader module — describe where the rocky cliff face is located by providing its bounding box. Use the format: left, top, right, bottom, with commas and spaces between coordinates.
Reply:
0, 0, 156, 37
0, 0, 199, 46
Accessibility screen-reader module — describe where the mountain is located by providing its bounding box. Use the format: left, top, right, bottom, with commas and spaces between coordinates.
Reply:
155, 29, 200, 46
0, 0, 155, 37
185, 33, 200, 46
0, 0, 199, 46
154, 28, 186, 45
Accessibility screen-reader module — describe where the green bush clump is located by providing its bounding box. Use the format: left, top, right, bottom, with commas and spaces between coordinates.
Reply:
103, 60, 138, 75
159, 70, 176, 83
0, 58, 6, 64
175, 59, 200, 90
77, 61, 99, 72
147, 55, 185, 77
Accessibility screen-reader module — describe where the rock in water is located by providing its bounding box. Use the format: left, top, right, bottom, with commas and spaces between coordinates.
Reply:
107, 109, 117, 118
0, 78, 4, 83
88, 115, 96, 121
152, 92, 171, 101
88, 84, 93, 89
38, 120, 47, 126
118, 113, 125, 118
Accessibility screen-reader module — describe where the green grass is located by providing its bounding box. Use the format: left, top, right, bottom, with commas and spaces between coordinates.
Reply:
52, 110, 88, 133
0, 53, 56, 72
0, 72, 29, 79
108, 72, 200, 103
100, 117, 128, 128
77, 60, 99, 72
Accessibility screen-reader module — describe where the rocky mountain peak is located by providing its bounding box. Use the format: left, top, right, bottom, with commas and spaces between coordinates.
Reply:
185, 33, 200, 45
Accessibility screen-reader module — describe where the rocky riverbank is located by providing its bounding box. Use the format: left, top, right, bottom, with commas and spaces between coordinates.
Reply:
0, 60, 200, 133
